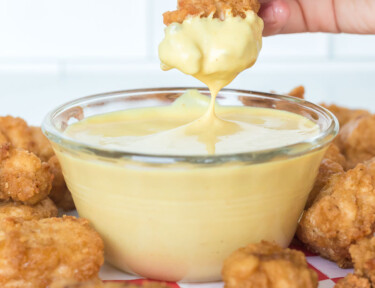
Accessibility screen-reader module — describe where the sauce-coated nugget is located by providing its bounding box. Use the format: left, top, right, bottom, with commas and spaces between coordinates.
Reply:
48, 155, 75, 211
334, 274, 371, 288
163, 0, 260, 25
51, 281, 170, 288
0, 148, 53, 205
0, 216, 104, 288
222, 241, 318, 288
30, 126, 55, 162
321, 104, 370, 127
338, 115, 375, 169
0, 197, 57, 221
297, 161, 375, 268
350, 237, 375, 284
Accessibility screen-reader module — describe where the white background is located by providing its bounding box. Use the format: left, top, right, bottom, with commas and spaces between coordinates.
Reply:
0, 0, 375, 125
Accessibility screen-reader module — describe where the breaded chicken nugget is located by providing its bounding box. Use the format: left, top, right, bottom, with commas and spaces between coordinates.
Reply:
350, 237, 375, 284
222, 241, 318, 288
0, 148, 53, 205
48, 155, 75, 211
321, 104, 370, 127
288, 86, 305, 99
0, 216, 104, 288
0, 197, 57, 221
51, 281, 170, 288
30, 126, 55, 162
163, 0, 260, 25
0, 116, 34, 151
306, 144, 346, 208
338, 115, 375, 169
306, 158, 344, 209
297, 161, 375, 268
0, 131, 10, 161
324, 143, 347, 169
334, 274, 371, 288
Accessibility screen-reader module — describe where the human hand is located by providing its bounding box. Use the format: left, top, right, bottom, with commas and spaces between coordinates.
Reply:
258, 0, 375, 36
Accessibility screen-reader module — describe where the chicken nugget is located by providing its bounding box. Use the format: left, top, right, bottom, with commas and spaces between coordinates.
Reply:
51, 280, 170, 288
222, 241, 318, 288
306, 144, 346, 208
324, 143, 347, 169
306, 158, 344, 209
287, 86, 305, 99
350, 237, 375, 284
0, 197, 57, 221
30, 126, 55, 162
0, 216, 104, 288
48, 155, 75, 211
297, 162, 375, 268
338, 115, 375, 169
321, 104, 370, 127
0, 148, 53, 205
0, 131, 10, 161
334, 274, 371, 288
163, 0, 260, 25
0, 116, 34, 151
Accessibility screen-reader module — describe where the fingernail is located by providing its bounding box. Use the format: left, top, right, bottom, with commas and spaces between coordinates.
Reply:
259, 3, 276, 24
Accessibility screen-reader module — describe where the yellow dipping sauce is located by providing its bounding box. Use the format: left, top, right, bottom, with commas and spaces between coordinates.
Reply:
49, 9, 329, 283
56, 90, 326, 282
65, 90, 319, 155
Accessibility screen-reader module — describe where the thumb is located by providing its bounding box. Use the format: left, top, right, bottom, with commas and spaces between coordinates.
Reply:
258, 0, 290, 36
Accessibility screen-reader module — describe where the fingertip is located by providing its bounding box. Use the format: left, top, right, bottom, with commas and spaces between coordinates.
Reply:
259, 0, 290, 36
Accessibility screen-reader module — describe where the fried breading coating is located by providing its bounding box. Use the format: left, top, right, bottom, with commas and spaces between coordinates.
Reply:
48, 155, 75, 211
306, 158, 344, 209
0, 116, 34, 151
0, 216, 104, 288
222, 241, 318, 288
163, 0, 260, 25
324, 143, 347, 169
338, 115, 375, 169
0, 197, 57, 221
0, 131, 10, 161
350, 237, 375, 284
0, 148, 53, 205
30, 126, 55, 162
306, 144, 346, 208
51, 280, 170, 288
321, 104, 370, 127
297, 161, 375, 268
288, 86, 305, 99
334, 274, 371, 288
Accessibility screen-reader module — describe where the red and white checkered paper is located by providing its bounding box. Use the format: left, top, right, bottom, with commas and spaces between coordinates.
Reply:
99, 239, 353, 288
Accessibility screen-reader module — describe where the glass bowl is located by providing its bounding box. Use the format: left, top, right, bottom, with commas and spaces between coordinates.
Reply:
42, 87, 338, 283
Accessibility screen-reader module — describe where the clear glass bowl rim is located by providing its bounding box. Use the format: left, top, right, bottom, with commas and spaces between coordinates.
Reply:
42, 87, 339, 164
